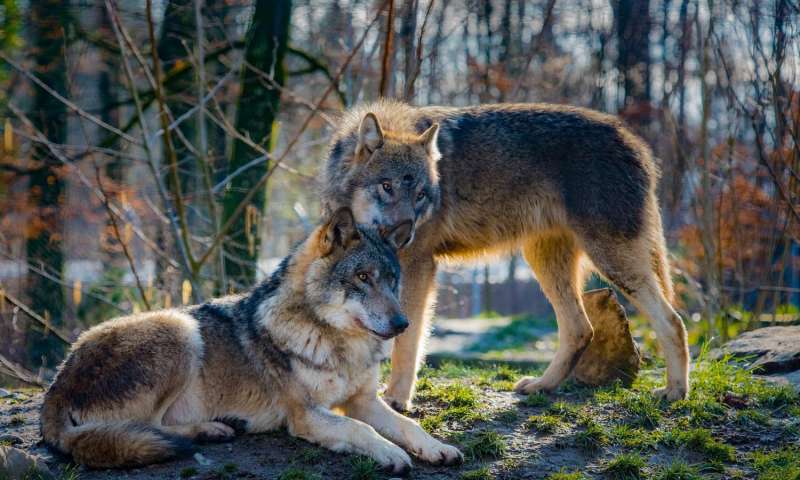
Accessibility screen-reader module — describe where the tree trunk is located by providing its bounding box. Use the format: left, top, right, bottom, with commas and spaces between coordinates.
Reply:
614, 0, 651, 121
221, 0, 291, 287
26, 0, 68, 368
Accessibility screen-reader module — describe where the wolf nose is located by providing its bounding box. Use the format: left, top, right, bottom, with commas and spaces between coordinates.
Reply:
391, 314, 409, 333
390, 220, 414, 248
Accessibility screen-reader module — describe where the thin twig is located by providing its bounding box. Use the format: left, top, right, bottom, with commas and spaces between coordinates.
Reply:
1, 289, 72, 344
0, 53, 141, 146
0, 353, 46, 388
94, 165, 152, 310
196, 0, 389, 268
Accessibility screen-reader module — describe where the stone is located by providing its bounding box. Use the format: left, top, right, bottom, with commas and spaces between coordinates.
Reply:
713, 325, 800, 374
573, 288, 641, 387
0, 446, 53, 480
0, 389, 10, 398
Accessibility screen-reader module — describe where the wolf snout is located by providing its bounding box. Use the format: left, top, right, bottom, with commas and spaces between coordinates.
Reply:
390, 313, 409, 334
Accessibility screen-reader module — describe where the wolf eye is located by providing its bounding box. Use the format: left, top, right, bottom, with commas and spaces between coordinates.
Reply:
357, 272, 370, 282
381, 181, 393, 194
416, 191, 426, 201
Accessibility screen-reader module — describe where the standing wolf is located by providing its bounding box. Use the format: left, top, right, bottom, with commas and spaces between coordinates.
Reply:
322, 100, 690, 411
41, 208, 462, 472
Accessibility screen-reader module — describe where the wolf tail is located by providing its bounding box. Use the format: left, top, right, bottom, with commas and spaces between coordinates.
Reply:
42, 402, 192, 468
62, 421, 193, 468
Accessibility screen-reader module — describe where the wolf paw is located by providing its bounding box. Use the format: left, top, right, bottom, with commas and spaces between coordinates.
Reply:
653, 385, 687, 402
384, 395, 412, 413
194, 422, 236, 443
414, 440, 463, 466
513, 376, 555, 395
371, 441, 413, 476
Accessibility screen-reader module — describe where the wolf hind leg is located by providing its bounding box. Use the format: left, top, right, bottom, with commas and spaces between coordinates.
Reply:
582, 235, 689, 401
514, 232, 594, 395
385, 253, 437, 412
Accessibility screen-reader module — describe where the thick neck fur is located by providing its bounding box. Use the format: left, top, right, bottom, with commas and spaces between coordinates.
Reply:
246, 246, 387, 373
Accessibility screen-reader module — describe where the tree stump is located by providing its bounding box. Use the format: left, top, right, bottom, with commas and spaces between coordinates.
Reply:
573, 288, 641, 387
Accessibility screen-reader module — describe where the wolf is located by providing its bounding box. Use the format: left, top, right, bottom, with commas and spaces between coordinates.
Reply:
322, 100, 690, 411
40, 208, 463, 472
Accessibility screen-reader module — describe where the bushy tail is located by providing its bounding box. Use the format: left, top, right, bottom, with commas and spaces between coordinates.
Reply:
42, 405, 193, 469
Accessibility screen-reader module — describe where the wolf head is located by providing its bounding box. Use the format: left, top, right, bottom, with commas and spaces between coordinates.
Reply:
302, 207, 409, 340
325, 112, 441, 248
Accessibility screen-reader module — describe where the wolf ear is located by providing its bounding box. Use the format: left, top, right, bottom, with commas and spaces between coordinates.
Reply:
357, 112, 384, 157
320, 207, 360, 255
381, 220, 413, 250
419, 123, 440, 158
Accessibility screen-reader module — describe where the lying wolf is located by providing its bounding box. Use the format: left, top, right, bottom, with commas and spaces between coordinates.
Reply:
322, 100, 690, 411
41, 208, 462, 472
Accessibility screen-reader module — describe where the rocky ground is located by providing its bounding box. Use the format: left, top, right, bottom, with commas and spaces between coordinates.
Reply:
1, 322, 799, 480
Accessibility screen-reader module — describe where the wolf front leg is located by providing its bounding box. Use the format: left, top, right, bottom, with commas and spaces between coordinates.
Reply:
385, 252, 437, 412
345, 387, 463, 466
287, 405, 412, 475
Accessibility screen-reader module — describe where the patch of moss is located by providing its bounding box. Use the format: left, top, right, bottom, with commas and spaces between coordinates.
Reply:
603, 453, 646, 480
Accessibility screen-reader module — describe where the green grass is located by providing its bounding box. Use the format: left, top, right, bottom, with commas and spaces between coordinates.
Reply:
493, 407, 520, 424
521, 392, 551, 407
750, 446, 800, 480
603, 453, 646, 479
294, 447, 324, 465
526, 414, 566, 433
278, 467, 322, 480
663, 427, 735, 462
419, 382, 480, 408
460, 466, 494, 480
595, 384, 662, 428
546, 401, 581, 420
735, 408, 771, 427
652, 460, 701, 480
573, 419, 608, 453
410, 352, 798, 479
610, 425, 661, 450
421, 405, 487, 432
347, 456, 379, 480
463, 431, 508, 461
180, 467, 198, 479
546, 470, 588, 480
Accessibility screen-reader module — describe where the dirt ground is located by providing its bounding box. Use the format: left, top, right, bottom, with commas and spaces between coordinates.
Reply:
2, 356, 799, 480
2, 319, 799, 479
